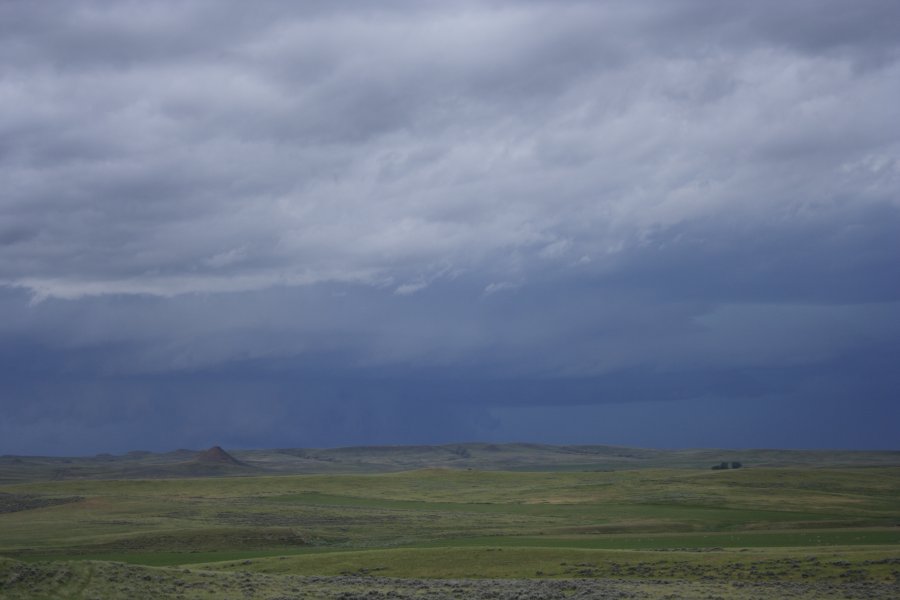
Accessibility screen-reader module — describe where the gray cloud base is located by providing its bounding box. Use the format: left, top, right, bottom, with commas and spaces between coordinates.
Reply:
1, 1, 899, 453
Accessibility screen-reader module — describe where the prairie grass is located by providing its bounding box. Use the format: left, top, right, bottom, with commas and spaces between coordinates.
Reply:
1, 463, 898, 597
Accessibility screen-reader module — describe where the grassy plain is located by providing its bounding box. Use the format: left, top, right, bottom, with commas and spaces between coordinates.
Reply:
1, 447, 899, 598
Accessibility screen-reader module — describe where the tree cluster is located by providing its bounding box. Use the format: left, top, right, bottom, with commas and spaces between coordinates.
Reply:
711, 461, 742, 470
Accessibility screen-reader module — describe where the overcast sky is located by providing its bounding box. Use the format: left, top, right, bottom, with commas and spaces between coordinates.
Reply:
2, 1, 899, 455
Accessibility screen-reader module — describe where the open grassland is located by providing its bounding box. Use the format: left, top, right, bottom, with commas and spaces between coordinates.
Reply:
1, 459, 899, 598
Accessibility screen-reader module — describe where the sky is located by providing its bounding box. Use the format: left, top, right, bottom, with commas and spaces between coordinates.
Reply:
1, 1, 899, 455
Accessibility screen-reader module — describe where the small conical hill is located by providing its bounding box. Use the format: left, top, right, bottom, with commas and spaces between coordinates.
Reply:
194, 446, 243, 465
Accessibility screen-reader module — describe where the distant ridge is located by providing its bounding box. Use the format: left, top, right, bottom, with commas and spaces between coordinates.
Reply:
2, 443, 899, 483
193, 446, 244, 466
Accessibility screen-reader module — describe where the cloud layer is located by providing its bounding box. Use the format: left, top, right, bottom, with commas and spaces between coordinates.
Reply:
1, 1, 899, 453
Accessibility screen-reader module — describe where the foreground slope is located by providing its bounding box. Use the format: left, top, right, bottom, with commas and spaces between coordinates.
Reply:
3, 557, 899, 600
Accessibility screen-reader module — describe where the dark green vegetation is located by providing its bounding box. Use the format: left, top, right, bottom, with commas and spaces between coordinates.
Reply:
1, 445, 898, 598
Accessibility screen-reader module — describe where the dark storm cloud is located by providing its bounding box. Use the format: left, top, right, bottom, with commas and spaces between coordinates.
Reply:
1, 1, 898, 453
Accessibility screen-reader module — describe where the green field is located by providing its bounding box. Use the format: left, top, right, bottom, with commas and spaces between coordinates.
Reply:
1, 446, 899, 598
